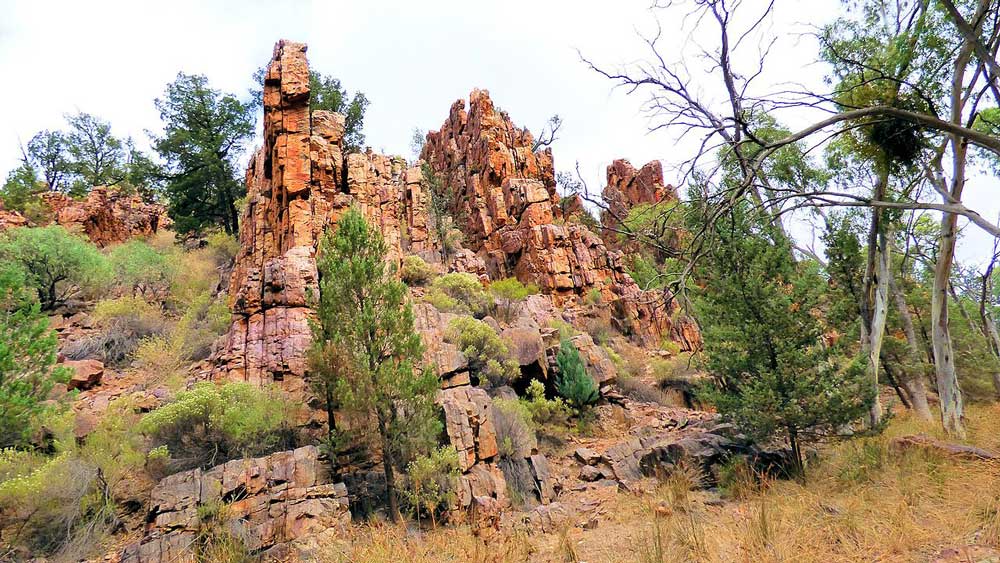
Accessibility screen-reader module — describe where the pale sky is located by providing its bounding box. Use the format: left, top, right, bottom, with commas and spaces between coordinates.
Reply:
0, 0, 995, 265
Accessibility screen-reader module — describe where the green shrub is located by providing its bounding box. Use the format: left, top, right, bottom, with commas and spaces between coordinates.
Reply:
491, 399, 539, 508
0, 225, 109, 310
65, 296, 167, 366
205, 230, 241, 265
139, 382, 298, 473
167, 248, 219, 308
0, 164, 44, 214
555, 339, 598, 410
489, 277, 538, 322
400, 255, 435, 286
546, 318, 577, 340
427, 273, 491, 317
584, 288, 603, 306
446, 316, 520, 387
0, 264, 71, 448
194, 500, 251, 563
0, 401, 145, 559
402, 445, 461, 528
521, 379, 572, 426
107, 240, 175, 296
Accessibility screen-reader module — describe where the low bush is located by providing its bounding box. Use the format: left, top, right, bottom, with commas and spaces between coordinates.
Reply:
520, 379, 572, 427
0, 401, 145, 559
555, 339, 598, 410
194, 500, 251, 563
427, 273, 491, 317
400, 255, 435, 286
492, 399, 539, 508
546, 318, 577, 340
0, 225, 109, 310
489, 277, 538, 322
616, 375, 674, 406
402, 446, 461, 528
107, 240, 175, 297
167, 248, 220, 309
65, 296, 167, 366
138, 382, 298, 473
446, 316, 520, 387
583, 288, 603, 306
205, 230, 241, 265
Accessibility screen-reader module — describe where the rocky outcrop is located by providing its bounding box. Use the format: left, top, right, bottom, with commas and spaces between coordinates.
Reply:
600, 159, 676, 233
0, 206, 27, 230
122, 446, 349, 562
218, 41, 439, 388
421, 90, 698, 349
41, 187, 168, 246
438, 386, 509, 508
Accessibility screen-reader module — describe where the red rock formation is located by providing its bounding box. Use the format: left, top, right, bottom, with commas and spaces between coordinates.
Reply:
121, 446, 349, 562
0, 206, 27, 230
421, 90, 698, 349
41, 187, 168, 246
219, 41, 437, 387
600, 159, 676, 232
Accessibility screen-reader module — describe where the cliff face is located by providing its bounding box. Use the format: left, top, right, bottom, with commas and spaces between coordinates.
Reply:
219, 40, 701, 391
219, 41, 436, 388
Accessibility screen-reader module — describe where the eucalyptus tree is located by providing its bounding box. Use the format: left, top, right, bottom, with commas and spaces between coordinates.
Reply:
584, 0, 1000, 436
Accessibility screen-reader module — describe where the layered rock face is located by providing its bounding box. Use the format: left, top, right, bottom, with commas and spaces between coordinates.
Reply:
421, 92, 695, 349
218, 41, 435, 387
0, 187, 168, 246
121, 446, 349, 561
600, 159, 676, 232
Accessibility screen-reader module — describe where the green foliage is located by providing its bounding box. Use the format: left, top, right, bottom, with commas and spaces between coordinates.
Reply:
627, 254, 668, 290
427, 272, 491, 317
153, 73, 254, 234
520, 379, 572, 426
400, 255, 435, 286
410, 128, 426, 162
546, 318, 577, 340
108, 240, 176, 296
64, 111, 127, 195
620, 201, 687, 252
309, 207, 441, 520
205, 230, 241, 264
26, 130, 72, 192
489, 277, 538, 321
694, 205, 874, 473
446, 316, 520, 387
193, 500, 251, 563
139, 382, 296, 473
0, 225, 108, 310
555, 339, 598, 410
309, 71, 370, 152
0, 264, 70, 448
402, 446, 461, 528
0, 401, 145, 559
0, 163, 44, 213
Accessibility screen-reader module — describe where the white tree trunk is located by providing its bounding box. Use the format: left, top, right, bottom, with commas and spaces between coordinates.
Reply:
888, 270, 934, 420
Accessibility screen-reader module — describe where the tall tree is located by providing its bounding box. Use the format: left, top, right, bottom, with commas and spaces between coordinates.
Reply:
309, 71, 369, 153
64, 111, 126, 194
25, 130, 72, 192
153, 73, 254, 234
309, 208, 441, 522
696, 203, 873, 474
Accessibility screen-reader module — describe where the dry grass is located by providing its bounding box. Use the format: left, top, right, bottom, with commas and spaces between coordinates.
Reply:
318, 521, 535, 563
322, 405, 1000, 563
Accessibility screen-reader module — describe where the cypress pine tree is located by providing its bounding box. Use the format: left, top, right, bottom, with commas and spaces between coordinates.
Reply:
309, 207, 441, 522
555, 339, 598, 410
695, 205, 874, 474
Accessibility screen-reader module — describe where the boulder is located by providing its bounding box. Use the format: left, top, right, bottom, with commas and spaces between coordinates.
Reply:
122, 446, 349, 562
64, 359, 104, 391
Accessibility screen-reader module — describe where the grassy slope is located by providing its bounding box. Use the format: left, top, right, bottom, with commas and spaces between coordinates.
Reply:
319, 404, 1000, 563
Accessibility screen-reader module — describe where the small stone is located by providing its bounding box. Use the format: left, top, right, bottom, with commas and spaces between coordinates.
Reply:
579, 465, 603, 482
574, 447, 601, 466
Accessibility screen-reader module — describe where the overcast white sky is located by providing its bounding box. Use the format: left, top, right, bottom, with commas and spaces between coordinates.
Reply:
0, 0, 995, 265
